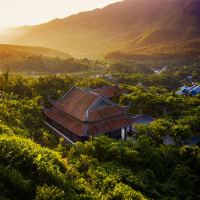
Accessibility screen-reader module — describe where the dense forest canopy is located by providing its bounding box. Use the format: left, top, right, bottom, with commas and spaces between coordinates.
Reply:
0, 68, 200, 199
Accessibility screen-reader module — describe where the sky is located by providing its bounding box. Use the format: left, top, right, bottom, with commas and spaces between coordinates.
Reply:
0, 0, 122, 28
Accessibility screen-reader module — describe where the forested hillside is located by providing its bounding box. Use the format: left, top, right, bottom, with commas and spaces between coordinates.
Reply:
0, 0, 200, 57
0, 44, 93, 74
104, 38, 200, 60
0, 0, 199, 58
0, 72, 200, 199
0, 44, 72, 59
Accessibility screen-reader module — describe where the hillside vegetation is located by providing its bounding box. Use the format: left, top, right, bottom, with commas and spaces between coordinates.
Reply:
0, 0, 199, 58
0, 44, 72, 59
0, 74, 200, 199
104, 38, 200, 60
0, 44, 94, 74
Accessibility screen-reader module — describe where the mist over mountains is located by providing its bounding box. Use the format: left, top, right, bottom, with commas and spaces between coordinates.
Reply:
1, 0, 200, 58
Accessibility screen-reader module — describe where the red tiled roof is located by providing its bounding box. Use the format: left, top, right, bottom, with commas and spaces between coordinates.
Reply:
43, 108, 136, 137
88, 106, 125, 121
86, 114, 136, 136
52, 88, 99, 121
43, 108, 84, 136
93, 85, 126, 98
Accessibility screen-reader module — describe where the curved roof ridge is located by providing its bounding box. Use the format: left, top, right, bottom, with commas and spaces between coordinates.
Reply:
48, 85, 100, 104
86, 95, 131, 121
76, 85, 100, 97
87, 95, 127, 113
46, 85, 130, 123
47, 85, 100, 122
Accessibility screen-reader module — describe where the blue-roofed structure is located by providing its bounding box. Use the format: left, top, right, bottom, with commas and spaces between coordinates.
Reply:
181, 86, 188, 90
188, 85, 197, 91
182, 89, 188, 93
190, 90, 197, 96
177, 85, 200, 96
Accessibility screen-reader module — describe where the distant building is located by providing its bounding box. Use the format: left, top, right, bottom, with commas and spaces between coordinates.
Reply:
22, 72, 27, 75
154, 66, 167, 75
68, 58, 74, 62
136, 83, 149, 91
105, 74, 113, 79
92, 85, 127, 100
176, 85, 200, 96
42, 85, 135, 144
96, 74, 103, 78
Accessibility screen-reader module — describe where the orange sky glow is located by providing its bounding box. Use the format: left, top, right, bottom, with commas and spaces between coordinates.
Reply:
0, 0, 122, 28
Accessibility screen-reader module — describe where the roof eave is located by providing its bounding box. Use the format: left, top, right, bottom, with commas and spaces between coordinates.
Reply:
86, 119, 137, 137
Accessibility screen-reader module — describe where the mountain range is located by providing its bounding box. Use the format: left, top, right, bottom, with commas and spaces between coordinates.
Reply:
0, 0, 200, 58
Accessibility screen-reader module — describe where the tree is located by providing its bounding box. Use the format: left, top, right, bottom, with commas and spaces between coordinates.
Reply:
112, 90, 118, 103
2, 69, 10, 83
170, 125, 193, 145
135, 119, 173, 145
36, 184, 65, 200
166, 96, 175, 113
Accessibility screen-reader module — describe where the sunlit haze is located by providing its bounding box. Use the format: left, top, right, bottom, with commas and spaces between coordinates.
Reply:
0, 0, 122, 28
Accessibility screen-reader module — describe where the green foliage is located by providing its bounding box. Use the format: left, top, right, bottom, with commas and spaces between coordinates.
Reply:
119, 92, 167, 116
36, 184, 65, 200
112, 90, 118, 103
135, 119, 173, 145
67, 135, 200, 199
135, 119, 194, 146
0, 93, 44, 140
0, 69, 200, 199
77, 77, 112, 89
0, 135, 76, 200
0, 56, 90, 74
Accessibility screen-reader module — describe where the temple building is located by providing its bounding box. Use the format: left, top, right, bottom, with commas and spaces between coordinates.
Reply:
42, 85, 135, 144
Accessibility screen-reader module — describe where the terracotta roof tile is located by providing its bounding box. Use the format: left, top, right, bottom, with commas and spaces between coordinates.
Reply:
43, 108, 136, 137
43, 108, 84, 136
88, 106, 125, 121
86, 115, 136, 136
93, 85, 126, 98
52, 88, 99, 121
